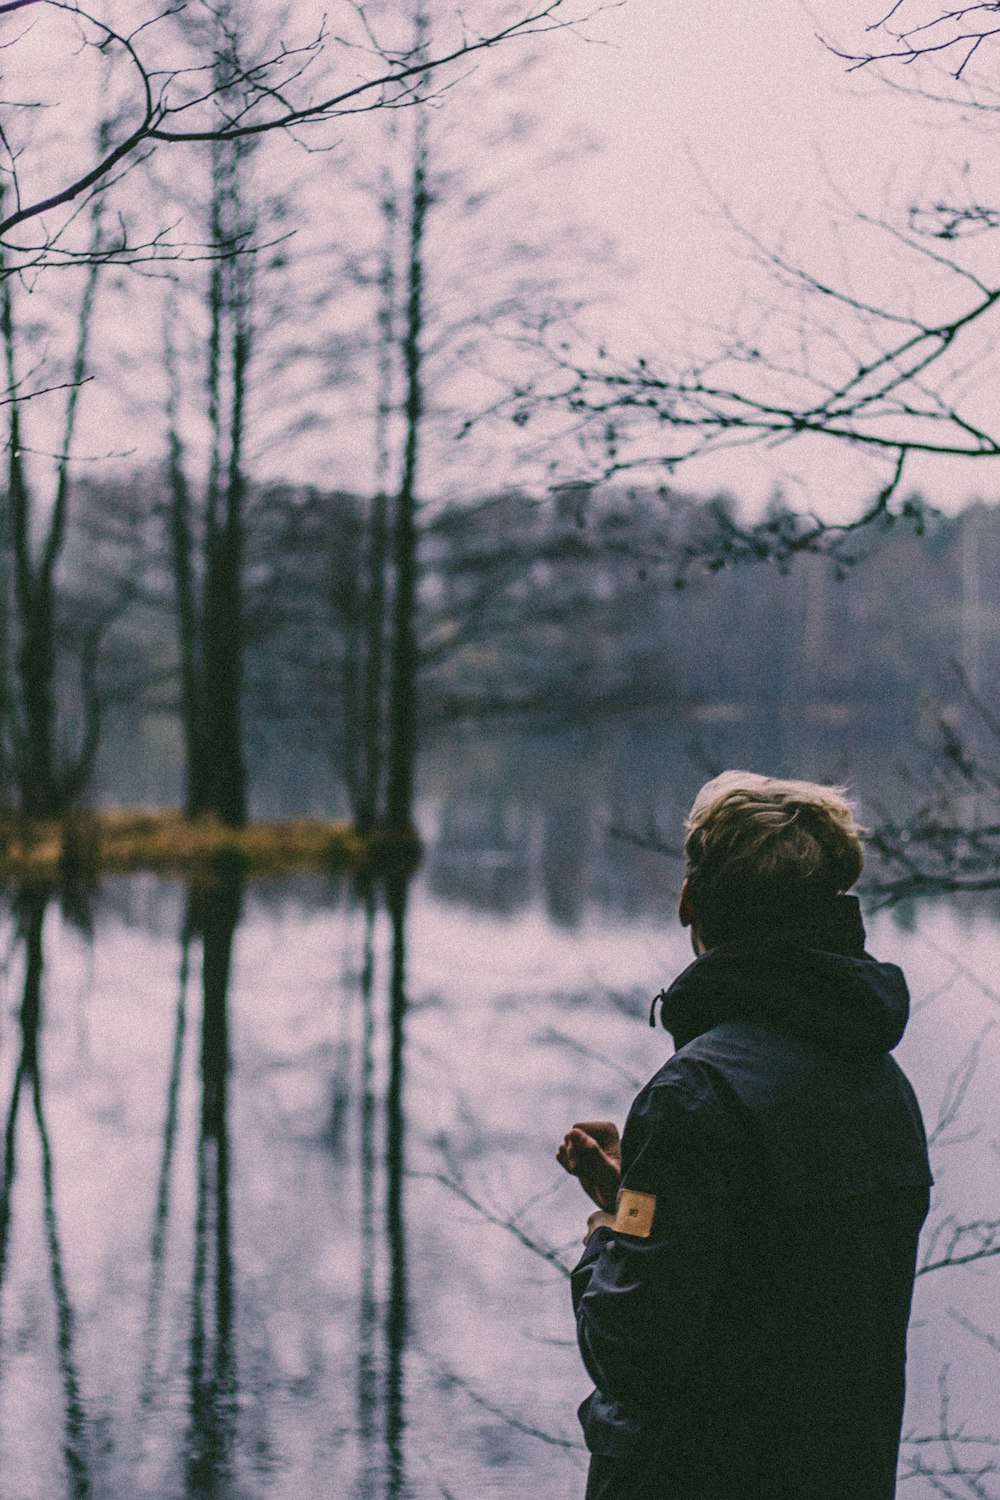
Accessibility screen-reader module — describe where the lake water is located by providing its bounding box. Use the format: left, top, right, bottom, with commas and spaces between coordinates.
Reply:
1, 814, 999, 1499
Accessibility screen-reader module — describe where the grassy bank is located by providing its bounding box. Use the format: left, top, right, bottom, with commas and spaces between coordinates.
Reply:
0, 808, 421, 882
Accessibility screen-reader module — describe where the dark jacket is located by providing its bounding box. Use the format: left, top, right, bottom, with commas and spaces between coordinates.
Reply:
572, 898, 931, 1500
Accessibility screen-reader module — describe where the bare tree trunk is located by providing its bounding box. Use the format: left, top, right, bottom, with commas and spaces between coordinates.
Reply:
164, 303, 207, 816
384, 869, 410, 1497
201, 136, 250, 828
168, 85, 252, 830
2, 277, 54, 817
187, 871, 240, 1491
0, 502, 11, 806
385, 42, 429, 835
356, 158, 399, 835
0, 227, 13, 803
1, 188, 103, 818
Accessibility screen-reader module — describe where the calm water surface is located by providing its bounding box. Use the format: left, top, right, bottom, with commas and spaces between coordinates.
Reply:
0, 847, 998, 1499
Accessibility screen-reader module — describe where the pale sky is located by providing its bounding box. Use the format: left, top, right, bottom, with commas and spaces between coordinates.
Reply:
556, 0, 905, 335
550, 0, 1000, 515
6, 0, 999, 519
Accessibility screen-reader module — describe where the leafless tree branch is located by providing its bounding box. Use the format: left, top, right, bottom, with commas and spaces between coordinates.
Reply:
0, 0, 598, 242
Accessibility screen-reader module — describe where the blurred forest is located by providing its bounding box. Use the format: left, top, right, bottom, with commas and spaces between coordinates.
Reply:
0, 0, 998, 879
0, 0, 604, 837
37, 478, 999, 815
3, 0, 998, 860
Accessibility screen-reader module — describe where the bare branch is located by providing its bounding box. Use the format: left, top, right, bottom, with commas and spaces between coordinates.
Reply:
0, 0, 594, 241
408, 1166, 574, 1278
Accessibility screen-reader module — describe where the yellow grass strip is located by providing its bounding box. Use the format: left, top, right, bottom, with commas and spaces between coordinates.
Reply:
0, 809, 421, 881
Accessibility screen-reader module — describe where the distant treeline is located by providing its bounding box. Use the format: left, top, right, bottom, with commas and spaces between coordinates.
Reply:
46, 478, 999, 814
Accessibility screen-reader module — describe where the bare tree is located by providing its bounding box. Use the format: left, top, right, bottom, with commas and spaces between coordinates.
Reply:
0, 161, 131, 816
824, 1, 1000, 76
0, 0, 597, 252
340, 5, 614, 834
499, 5, 1000, 573
383, 10, 431, 837
507, 6, 1000, 898
157, 5, 267, 826
0, 0, 609, 829
352, 149, 399, 835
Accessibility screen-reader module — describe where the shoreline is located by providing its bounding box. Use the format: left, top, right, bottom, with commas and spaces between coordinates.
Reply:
0, 808, 421, 881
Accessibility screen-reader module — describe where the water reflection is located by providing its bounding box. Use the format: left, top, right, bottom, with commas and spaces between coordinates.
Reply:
0, 887, 90, 1498
423, 722, 994, 929
119, 873, 245, 1496
356, 887, 379, 1500
0, 861, 576, 1499
429, 800, 534, 915
353, 875, 412, 1500
384, 874, 409, 1500
186, 874, 241, 1495
0, 851, 991, 1499
140, 909, 191, 1413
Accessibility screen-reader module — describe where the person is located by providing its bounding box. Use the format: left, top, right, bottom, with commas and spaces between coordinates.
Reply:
557, 772, 932, 1500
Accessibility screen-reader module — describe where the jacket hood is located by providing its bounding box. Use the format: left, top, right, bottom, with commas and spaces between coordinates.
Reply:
652, 895, 910, 1060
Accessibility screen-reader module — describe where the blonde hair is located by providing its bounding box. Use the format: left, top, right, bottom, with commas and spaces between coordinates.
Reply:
684, 771, 864, 944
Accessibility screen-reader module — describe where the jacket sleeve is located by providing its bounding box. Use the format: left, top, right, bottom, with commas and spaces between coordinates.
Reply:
571, 1074, 742, 1422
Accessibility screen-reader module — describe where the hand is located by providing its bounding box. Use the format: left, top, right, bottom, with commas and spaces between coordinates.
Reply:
584, 1208, 616, 1244
556, 1120, 622, 1212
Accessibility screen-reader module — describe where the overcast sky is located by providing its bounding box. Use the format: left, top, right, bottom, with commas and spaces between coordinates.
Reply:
8, 0, 998, 518
555, 0, 910, 332
548, 0, 999, 515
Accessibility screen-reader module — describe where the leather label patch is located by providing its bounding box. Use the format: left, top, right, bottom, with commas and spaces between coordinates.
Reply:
614, 1189, 656, 1238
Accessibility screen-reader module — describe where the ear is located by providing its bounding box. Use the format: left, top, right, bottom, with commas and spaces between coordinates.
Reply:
678, 877, 695, 929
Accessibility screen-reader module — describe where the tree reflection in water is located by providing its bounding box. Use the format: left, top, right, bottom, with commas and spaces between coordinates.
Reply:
0, 887, 91, 1498
357, 884, 380, 1499
135, 867, 243, 1497
0, 837, 992, 1497
139, 908, 192, 1414
355, 873, 412, 1500
384, 873, 410, 1500
0, 867, 417, 1498
185, 871, 241, 1497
